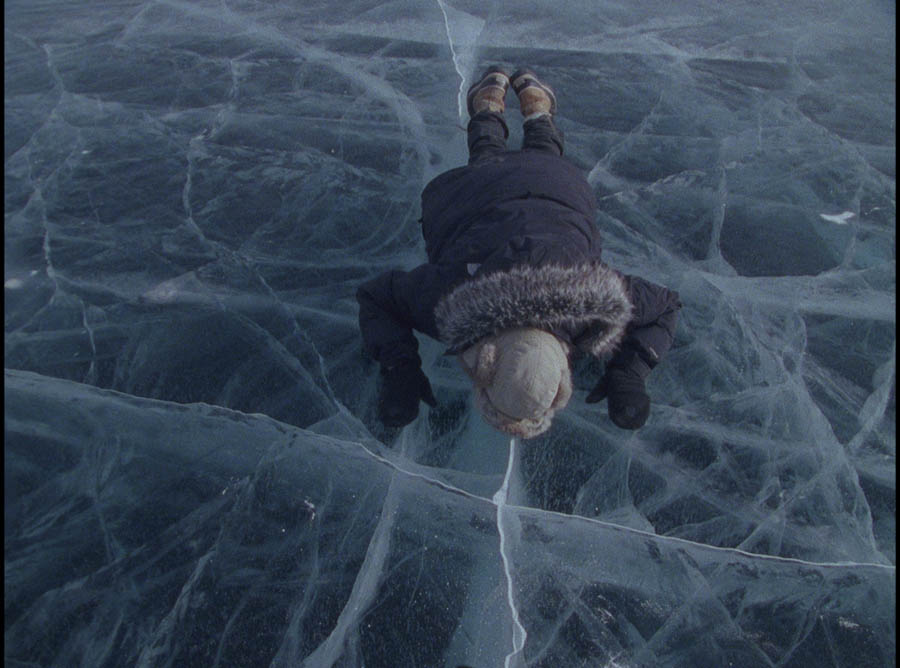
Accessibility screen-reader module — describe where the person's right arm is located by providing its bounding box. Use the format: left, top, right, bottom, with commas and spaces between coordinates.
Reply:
356, 263, 463, 427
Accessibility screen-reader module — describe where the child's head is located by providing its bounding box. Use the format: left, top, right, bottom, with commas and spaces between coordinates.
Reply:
457, 327, 572, 438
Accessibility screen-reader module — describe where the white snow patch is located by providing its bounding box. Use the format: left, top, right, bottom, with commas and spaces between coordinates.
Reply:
819, 211, 855, 225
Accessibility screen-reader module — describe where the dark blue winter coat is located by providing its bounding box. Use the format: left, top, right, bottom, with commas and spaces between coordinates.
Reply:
357, 149, 681, 379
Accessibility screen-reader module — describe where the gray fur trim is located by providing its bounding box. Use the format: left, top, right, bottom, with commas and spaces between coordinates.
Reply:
436, 263, 633, 358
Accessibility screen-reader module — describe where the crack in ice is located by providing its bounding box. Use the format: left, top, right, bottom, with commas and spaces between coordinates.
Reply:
436, 0, 467, 122
80, 299, 99, 384
847, 343, 896, 456
300, 480, 400, 667
341, 434, 894, 572
493, 437, 527, 668
436, 0, 486, 124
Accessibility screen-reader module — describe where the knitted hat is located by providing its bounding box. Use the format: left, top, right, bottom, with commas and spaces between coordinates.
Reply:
457, 327, 572, 439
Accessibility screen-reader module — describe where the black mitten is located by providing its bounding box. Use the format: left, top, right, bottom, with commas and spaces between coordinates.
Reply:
586, 359, 651, 430
378, 362, 437, 428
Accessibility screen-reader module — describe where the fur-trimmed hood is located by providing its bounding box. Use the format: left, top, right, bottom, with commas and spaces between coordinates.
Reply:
435, 262, 633, 358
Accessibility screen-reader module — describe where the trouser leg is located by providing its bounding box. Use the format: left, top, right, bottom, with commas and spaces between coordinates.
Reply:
522, 115, 564, 156
467, 110, 510, 164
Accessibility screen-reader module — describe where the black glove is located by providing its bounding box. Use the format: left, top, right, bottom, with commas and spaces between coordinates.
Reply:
378, 362, 437, 428
586, 360, 651, 430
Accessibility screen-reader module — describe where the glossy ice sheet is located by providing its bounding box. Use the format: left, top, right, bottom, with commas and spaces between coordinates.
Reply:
5, 1, 895, 666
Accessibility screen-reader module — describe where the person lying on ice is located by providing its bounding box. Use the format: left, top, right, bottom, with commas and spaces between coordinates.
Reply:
357, 67, 681, 438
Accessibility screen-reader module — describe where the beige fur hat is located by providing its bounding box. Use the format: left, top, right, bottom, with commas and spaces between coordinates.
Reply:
457, 327, 572, 439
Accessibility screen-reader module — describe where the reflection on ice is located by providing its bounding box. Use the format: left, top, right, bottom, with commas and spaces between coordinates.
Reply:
4, 0, 895, 665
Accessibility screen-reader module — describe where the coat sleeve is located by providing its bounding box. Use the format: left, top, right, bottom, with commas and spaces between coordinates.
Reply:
356, 263, 459, 369
608, 274, 682, 376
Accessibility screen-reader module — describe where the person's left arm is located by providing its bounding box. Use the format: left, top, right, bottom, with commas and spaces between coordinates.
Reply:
587, 274, 681, 428
615, 274, 682, 370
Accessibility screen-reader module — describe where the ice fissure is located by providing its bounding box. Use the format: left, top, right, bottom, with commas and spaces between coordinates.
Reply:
493, 437, 528, 668
436, 0, 486, 123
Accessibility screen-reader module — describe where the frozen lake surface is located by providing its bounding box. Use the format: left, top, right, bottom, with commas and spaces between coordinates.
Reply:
5, 1, 895, 666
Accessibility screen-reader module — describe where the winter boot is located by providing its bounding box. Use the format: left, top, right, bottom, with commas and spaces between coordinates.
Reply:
466, 66, 510, 116
511, 68, 557, 119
